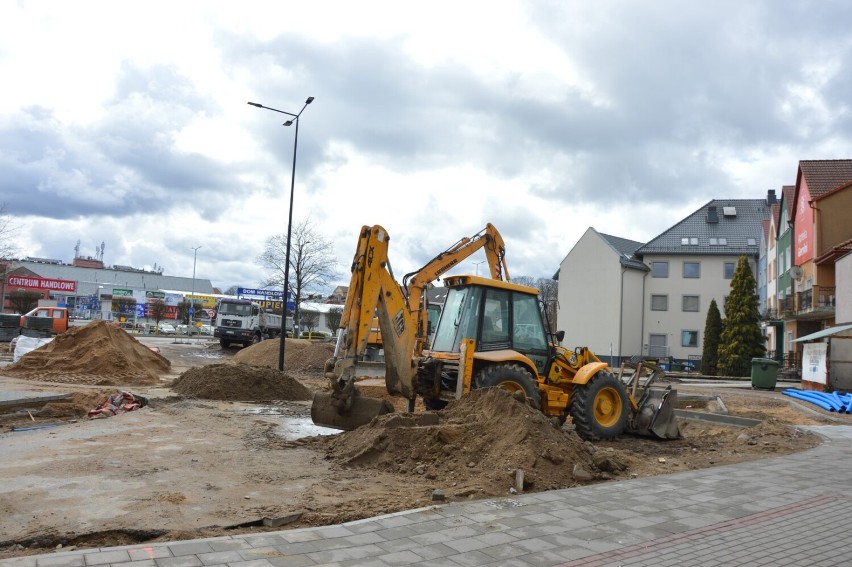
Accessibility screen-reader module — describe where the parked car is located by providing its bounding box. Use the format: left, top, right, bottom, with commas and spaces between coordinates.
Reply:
176, 324, 199, 335
158, 323, 176, 335
199, 324, 214, 336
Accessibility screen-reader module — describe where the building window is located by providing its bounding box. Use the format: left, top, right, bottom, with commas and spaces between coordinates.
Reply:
682, 295, 700, 312
683, 262, 700, 278
682, 330, 698, 348
651, 295, 668, 311
651, 262, 669, 278
724, 262, 735, 279
648, 334, 668, 357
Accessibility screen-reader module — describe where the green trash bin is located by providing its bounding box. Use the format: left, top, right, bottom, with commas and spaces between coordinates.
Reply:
751, 358, 780, 390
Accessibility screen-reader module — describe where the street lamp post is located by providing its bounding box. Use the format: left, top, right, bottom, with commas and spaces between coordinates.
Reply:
190, 246, 201, 330
474, 260, 486, 277
248, 96, 314, 372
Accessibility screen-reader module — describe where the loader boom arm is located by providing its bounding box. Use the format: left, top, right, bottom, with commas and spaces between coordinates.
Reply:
334, 225, 420, 398
333, 223, 510, 400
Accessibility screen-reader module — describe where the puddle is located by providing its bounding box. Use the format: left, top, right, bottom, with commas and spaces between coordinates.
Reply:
278, 417, 340, 439
243, 405, 340, 439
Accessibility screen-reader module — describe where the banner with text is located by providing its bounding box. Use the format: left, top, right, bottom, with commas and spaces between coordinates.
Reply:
7, 275, 77, 293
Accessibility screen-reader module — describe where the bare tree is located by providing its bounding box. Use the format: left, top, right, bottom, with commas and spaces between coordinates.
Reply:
326, 306, 343, 332
511, 275, 559, 333
223, 285, 240, 296
0, 203, 18, 260
300, 310, 319, 334
149, 299, 167, 326
0, 204, 20, 314
9, 290, 40, 314
257, 218, 339, 330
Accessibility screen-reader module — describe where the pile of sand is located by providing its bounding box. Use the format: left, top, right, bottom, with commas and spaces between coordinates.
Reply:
170, 363, 314, 401
4, 321, 170, 385
233, 338, 334, 371
310, 388, 607, 493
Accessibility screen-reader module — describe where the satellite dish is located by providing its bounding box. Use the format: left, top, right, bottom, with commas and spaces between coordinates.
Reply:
790, 266, 804, 280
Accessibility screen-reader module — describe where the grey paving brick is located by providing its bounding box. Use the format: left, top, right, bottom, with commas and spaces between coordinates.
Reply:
111, 560, 157, 567
34, 555, 85, 567
84, 549, 131, 565
129, 546, 174, 561
166, 542, 215, 557
154, 556, 203, 567
375, 550, 423, 566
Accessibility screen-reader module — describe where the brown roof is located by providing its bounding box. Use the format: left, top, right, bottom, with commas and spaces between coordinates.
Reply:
798, 159, 852, 198
781, 185, 795, 209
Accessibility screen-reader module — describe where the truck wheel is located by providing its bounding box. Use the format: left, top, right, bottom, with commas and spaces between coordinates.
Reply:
251, 333, 262, 345
219, 339, 230, 349
570, 371, 628, 441
474, 363, 541, 409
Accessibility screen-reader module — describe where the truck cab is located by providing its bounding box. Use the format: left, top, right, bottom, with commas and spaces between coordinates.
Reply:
20, 307, 70, 334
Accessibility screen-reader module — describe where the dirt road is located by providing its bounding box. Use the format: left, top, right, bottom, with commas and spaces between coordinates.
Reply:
0, 334, 845, 558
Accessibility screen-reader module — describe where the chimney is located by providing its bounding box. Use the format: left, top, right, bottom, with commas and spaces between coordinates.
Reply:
767, 189, 777, 205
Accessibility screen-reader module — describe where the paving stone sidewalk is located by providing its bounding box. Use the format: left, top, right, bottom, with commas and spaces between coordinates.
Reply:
3, 425, 851, 567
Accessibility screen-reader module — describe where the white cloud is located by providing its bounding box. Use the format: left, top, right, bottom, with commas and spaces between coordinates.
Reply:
3, 0, 852, 292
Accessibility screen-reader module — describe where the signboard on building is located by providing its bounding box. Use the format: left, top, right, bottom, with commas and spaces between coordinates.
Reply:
794, 190, 815, 264
7, 275, 77, 293
237, 287, 284, 300
112, 288, 133, 297
802, 342, 827, 384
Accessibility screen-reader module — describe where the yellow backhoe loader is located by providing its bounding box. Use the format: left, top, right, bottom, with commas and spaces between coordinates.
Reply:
311, 225, 680, 441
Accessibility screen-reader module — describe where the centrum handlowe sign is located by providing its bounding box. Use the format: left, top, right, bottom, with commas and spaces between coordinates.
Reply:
7, 275, 77, 293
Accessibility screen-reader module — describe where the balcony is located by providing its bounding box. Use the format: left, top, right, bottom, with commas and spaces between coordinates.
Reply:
793, 285, 835, 321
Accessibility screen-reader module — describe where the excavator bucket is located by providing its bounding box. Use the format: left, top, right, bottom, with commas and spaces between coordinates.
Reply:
626, 385, 682, 439
311, 390, 395, 431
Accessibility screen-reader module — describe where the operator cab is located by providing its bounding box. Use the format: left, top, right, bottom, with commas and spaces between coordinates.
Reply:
430, 276, 551, 375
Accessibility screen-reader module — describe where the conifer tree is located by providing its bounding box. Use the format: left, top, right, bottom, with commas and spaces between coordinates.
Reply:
718, 256, 766, 376
701, 298, 722, 376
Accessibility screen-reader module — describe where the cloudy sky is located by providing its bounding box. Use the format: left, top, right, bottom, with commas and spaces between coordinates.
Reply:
2, 1, 852, 293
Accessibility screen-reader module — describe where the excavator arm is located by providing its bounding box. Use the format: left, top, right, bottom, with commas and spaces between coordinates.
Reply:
333, 225, 420, 399
313, 223, 511, 430
403, 223, 509, 307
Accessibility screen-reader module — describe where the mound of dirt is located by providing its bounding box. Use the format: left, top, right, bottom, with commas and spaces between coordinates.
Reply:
311, 388, 602, 493
4, 321, 170, 385
170, 363, 314, 401
233, 338, 334, 371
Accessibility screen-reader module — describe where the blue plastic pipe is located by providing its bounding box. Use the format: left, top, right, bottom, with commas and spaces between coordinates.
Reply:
783, 389, 835, 411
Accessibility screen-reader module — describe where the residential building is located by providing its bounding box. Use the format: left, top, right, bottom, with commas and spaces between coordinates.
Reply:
556, 198, 770, 366
635, 198, 769, 361
555, 228, 647, 363
778, 160, 852, 381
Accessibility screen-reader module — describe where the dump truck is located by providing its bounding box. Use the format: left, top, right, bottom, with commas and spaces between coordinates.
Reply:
312, 224, 680, 441
214, 298, 284, 348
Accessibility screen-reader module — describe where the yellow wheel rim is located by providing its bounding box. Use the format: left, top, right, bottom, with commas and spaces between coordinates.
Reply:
498, 382, 525, 396
593, 386, 623, 427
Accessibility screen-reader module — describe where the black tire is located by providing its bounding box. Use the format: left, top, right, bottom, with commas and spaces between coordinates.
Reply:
251, 333, 262, 345
423, 397, 448, 410
474, 363, 541, 408
570, 371, 629, 441
219, 339, 230, 349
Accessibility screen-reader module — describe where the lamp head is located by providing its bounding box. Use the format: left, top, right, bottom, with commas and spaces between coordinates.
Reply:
283, 120, 293, 127
306, 96, 314, 104
247, 102, 262, 107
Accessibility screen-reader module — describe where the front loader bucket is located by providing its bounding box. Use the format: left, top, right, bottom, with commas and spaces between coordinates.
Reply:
626, 386, 682, 439
311, 391, 394, 431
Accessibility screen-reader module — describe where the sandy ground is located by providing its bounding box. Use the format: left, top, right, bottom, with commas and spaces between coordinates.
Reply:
0, 334, 847, 558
